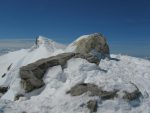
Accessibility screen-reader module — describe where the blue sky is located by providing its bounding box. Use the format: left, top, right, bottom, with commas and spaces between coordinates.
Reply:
0, 0, 150, 57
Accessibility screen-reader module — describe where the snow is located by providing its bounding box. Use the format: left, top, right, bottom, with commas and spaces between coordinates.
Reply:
65, 34, 90, 52
0, 49, 28, 85
0, 35, 150, 113
0, 36, 66, 101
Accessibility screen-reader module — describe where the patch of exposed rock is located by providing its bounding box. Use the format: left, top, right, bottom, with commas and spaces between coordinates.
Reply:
0, 86, 8, 97
74, 33, 110, 58
67, 83, 143, 112
1, 73, 6, 78
7, 63, 12, 71
14, 94, 24, 101
123, 83, 142, 101
67, 83, 142, 101
67, 83, 118, 100
123, 90, 142, 101
87, 100, 98, 112
20, 53, 100, 92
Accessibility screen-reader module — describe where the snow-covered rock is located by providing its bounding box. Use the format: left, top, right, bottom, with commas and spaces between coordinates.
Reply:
0, 34, 150, 113
66, 33, 110, 59
0, 36, 66, 101
20, 52, 100, 92
24, 35, 66, 65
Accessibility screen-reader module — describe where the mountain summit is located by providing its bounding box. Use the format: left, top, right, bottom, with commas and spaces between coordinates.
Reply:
30, 35, 66, 52
35, 36, 66, 49
0, 33, 150, 113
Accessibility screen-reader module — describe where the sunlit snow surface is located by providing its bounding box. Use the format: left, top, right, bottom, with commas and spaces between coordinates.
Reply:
0, 36, 150, 113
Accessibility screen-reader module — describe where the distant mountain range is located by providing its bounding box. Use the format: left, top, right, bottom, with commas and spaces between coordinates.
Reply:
0, 48, 17, 55
0, 39, 34, 56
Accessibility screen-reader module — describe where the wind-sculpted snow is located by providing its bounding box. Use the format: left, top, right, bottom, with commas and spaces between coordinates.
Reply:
0, 34, 150, 113
0, 55, 150, 113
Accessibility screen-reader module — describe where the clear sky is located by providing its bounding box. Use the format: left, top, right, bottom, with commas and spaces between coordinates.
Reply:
0, 0, 150, 57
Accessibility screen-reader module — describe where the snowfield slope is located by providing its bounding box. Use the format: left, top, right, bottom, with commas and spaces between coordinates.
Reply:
0, 35, 150, 113
0, 36, 66, 100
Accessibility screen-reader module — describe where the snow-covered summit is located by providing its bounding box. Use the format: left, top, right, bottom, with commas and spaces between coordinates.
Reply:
36, 35, 50, 45
0, 34, 150, 113
35, 35, 65, 48
30, 35, 66, 52
0, 36, 66, 101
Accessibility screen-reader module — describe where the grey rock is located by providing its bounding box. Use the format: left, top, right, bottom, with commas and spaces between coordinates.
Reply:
75, 33, 110, 58
74, 53, 100, 65
0, 86, 8, 94
20, 53, 100, 92
123, 90, 142, 101
14, 94, 24, 101
87, 100, 97, 112
22, 112, 26, 113
67, 83, 118, 100
123, 83, 142, 101
7, 63, 12, 71
66, 83, 88, 96
20, 53, 75, 92
1, 73, 6, 78
67, 83, 142, 101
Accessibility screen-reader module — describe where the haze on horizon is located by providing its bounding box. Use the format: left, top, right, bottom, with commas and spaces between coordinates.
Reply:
0, 0, 150, 57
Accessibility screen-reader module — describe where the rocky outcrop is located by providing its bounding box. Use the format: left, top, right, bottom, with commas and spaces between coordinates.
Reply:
67, 83, 143, 112
0, 86, 8, 97
67, 83, 118, 100
1, 73, 6, 78
20, 33, 110, 93
123, 90, 142, 101
14, 94, 24, 101
87, 100, 98, 112
67, 83, 142, 101
74, 33, 110, 58
20, 53, 100, 92
123, 83, 142, 101
73, 53, 100, 65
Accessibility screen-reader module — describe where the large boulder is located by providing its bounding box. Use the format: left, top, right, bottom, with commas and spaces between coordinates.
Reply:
20, 53, 100, 92
71, 33, 110, 58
